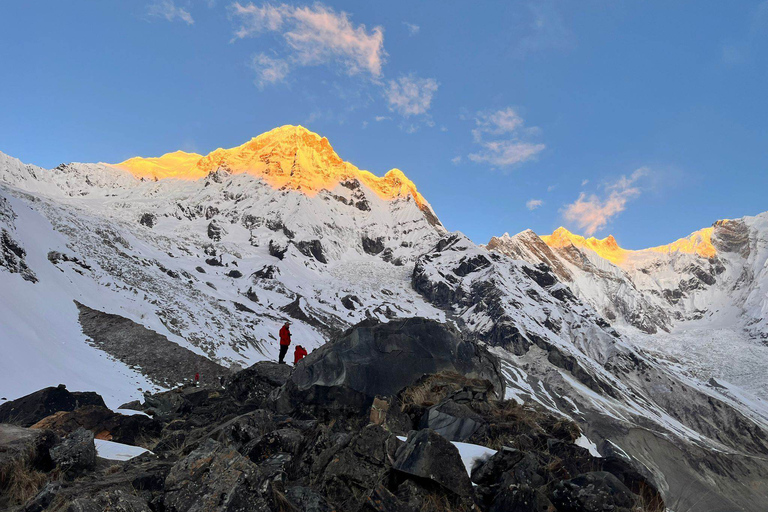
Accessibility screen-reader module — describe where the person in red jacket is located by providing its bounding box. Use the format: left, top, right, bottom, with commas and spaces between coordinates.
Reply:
293, 345, 307, 365
278, 321, 291, 364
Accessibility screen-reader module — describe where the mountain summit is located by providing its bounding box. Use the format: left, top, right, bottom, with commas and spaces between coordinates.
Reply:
113, 125, 428, 208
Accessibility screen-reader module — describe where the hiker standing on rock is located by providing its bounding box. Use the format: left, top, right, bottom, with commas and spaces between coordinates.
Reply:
278, 321, 292, 364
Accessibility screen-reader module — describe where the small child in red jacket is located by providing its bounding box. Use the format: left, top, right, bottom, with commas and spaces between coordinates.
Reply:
293, 345, 308, 365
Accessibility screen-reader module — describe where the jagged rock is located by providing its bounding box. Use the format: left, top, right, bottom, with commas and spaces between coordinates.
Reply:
550, 471, 635, 512
363, 483, 415, 512
202, 410, 275, 454
340, 294, 361, 310
227, 269, 243, 278
252, 264, 279, 279
65, 489, 153, 512
207, 220, 223, 241
362, 236, 385, 255
488, 486, 553, 512
420, 399, 487, 442
313, 425, 400, 509
246, 428, 305, 463
393, 429, 473, 497
164, 439, 266, 512
139, 213, 156, 228
223, 361, 293, 413
285, 486, 334, 512
295, 239, 327, 263
0, 385, 106, 427
269, 239, 287, 260
287, 317, 505, 400
50, 428, 96, 478
1, 228, 37, 282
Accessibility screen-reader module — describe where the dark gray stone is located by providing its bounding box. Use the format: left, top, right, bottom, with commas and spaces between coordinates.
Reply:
393, 429, 473, 497
50, 428, 96, 478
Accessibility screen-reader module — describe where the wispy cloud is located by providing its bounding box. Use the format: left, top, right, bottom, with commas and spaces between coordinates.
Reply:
385, 75, 439, 117
374, 115, 392, 122
514, 1, 574, 58
451, 156, 462, 165
467, 107, 545, 168
230, 2, 386, 79
526, 198, 543, 210
251, 53, 290, 87
147, 0, 194, 25
403, 22, 420, 36
562, 168, 648, 235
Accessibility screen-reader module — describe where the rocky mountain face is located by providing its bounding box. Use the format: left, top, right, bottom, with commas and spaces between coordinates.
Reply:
0, 319, 663, 512
2, 126, 768, 510
488, 220, 768, 339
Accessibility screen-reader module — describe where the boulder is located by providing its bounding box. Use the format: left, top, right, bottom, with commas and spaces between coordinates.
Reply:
225, 361, 292, 410
164, 439, 266, 512
420, 399, 487, 442
0, 385, 106, 427
550, 471, 636, 512
50, 428, 96, 478
288, 318, 505, 400
285, 486, 334, 512
393, 429, 473, 497
313, 425, 400, 508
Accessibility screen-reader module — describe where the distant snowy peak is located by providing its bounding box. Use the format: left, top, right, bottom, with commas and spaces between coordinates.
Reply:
489, 215, 768, 338
111, 124, 432, 211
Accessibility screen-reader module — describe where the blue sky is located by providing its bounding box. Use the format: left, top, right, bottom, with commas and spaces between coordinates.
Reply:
1, 1, 766, 248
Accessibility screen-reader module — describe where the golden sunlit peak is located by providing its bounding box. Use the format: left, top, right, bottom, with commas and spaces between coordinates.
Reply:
647, 227, 717, 258
109, 125, 428, 207
541, 227, 628, 264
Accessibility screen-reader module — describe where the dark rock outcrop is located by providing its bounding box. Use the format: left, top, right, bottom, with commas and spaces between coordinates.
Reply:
393, 429, 473, 497
50, 428, 96, 478
0, 384, 105, 427
286, 317, 505, 400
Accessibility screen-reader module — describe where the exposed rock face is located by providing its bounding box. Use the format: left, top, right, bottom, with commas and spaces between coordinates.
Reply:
393, 429, 473, 497
164, 439, 267, 512
30, 405, 161, 446
0, 385, 105, 427
50, 428, 96, 478
287, 317, 506, 400
76, 302, 229, 388
1, 227, 37, 282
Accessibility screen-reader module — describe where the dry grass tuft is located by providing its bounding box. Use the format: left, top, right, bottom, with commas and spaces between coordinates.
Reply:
0, 457, 51, 506
270, 484, 298, 512
421, 492, 468, 512
399, 371, 490, 409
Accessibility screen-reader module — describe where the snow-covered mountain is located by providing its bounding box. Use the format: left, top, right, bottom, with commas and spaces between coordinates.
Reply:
2, 126, 768, 510
489, 220, 768, 339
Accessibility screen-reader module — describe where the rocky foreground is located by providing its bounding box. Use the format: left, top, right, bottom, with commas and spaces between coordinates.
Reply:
0, 319, 663, 512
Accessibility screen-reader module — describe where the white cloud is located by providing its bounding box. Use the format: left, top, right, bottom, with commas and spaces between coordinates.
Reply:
526, 199, 543, 210
451, 156, 462, 165
562, 168, 648, 235
230, 2, 386, 79
403, 22, 420, 36
547, 184, 557, 192
147, 0, 194, 25
469, 140, 545, 167
374, 115, 392, 122
385, 75, 439, 117
251, 53, 290, 87
472, 107, 524, 140
581, 179, 589, 186
467, 107, 544, 168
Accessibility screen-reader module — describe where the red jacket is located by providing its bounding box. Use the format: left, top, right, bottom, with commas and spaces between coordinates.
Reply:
294, 346, 307, 364
279, 325, 292, 346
